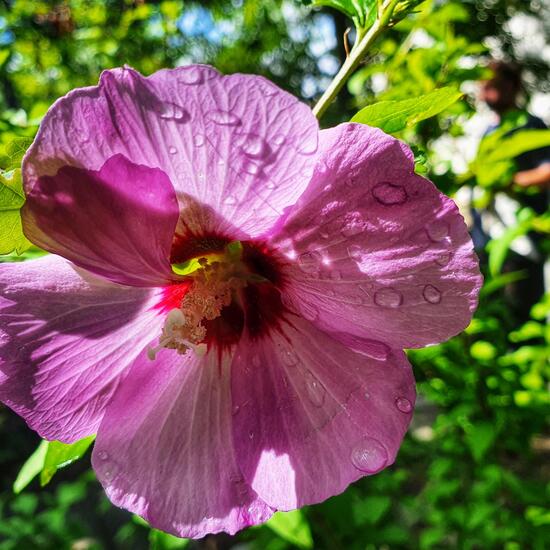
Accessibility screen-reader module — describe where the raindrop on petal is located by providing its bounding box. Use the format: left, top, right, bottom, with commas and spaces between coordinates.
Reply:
240, 134, 270, 158
423, 284, 442, 304
273, 133, 285, 146
372, 182, 407, 205
193, 134, 205, 147
298, 251, 321, 274
305, 370, 326, 407
206, 110, 241, 126
168, 146, 177, 154
395, 396, 413, 413
223, 195, 238, 205
158, 102, 186, 121
347, 244, 362, 260
351, 437, 388, 473
435, 251, 452, 266
281, 347, 298, 367
374, 287, 403, 308
97, 451, 109, 461
426, 220, 449, 242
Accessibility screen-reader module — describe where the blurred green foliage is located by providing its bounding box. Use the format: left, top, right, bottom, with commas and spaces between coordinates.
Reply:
0, 0, 549, 549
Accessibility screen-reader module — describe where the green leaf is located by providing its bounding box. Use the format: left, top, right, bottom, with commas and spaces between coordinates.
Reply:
309, 0, 377, 30
483, 129, 550, 164
464, 422, 497, 462
13, 440, 48, 494
0, 137, 33, 171
40, 436, 95, 486
351, 87, 462, 134
265, 509, 313, 549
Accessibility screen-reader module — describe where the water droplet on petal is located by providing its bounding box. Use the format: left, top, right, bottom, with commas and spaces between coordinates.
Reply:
423, 284, 442, 304
297, 138, 317, 155
372, 182, 407, 205
435, 251, 452, 267
281, 347, 298, 367
320, 230, 329, 239
395, 396, 412, 413
361, 340, 390, 361
305, 370, 326, 407
248, 431, 254, 440
159, 102, 186, 121
301, 303, 319, 322
232, 405, 240, 416
193, 134, 205, 147
223, 195, 238, 205
97, 451, 108, 461
298, 251, 321, 274
266, 181, 276, 189
374, 287, 403, 308
351, 437, 388, 473
168, 146, 177, 154
273, 133, 285, 146
347, 244, 362, 261
241, 134, 270, 158
426, 220, 449, 242
243, 160, 261, 175
206, 110, 241, 126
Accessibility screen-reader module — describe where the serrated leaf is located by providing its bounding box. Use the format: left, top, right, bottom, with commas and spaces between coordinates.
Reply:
351, 87, 462, 134
265, 510, 313, 549
13, 440, 48, 494
0, 169, 31, 254
0, 137, 33, 171
40, 435, 95, 486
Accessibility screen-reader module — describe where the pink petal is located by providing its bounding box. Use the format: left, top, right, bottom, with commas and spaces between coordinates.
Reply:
230, 316, 415, 510
24, 65, 319, 238
0, 255, 163, 442
22, 154, 179, 287
93, 348, 273, 539
271, 123, 481, 349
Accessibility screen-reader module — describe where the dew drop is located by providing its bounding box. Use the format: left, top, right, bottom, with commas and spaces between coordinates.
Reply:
435, 250, 452, 267
223, 195, 238, 206
298, 251, 321, 274
178, 67, 205, 85
281, 347, 298, 367
232, 405, 240, 416
426, 220, 449, 242
395, 396, 413, 413
320, 230, 329, 239
273, 133, 285, 146
243, 160, 261, 175
350, 437, 388, 473
423, 284, 442, 304
361, 340, 390, 361
347, 244, 362, 261
168, 146, 177, 154
372, 182, 407, 205
158, 102, 186, 121
374, 287, 403, 308
248, 430, 254, 440
305, 371, 326, 407
206, 110, 241, 126
266, 181, 276, 189
241, 134, 270, 158
193, 134, 205, 147
301, 303, 319, 322
297, 138, 318, 155
97, 451, 109, 461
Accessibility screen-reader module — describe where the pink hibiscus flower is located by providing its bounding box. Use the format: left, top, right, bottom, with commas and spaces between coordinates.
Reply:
0, 66, 481, 538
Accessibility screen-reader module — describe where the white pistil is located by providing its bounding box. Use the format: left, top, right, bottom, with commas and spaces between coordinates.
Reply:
149, 260, 246, 360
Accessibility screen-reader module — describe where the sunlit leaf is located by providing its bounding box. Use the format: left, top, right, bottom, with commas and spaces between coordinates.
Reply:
40, 436, 96, 486
308, 0, 377, 30
265, 509, 314, 549
351, 87, 462, 133
483, 130, 550, 164
13, 440, 48, 494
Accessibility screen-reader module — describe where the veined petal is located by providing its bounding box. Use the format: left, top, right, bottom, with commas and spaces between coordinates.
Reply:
22, 154, 179, 287
231, 316, 415, 510
23, 65, 319, 239
0, 255, 163, 442
270, 123, 481, 349
93, 348, 273, 538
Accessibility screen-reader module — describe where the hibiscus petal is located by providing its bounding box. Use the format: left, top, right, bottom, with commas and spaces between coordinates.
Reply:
93, 347, 273, 539
23, 65, 319, 238
0, 255, 163, 442
271, 123, 482, 349
22, 154, 179, 287
231, 317, 415, 510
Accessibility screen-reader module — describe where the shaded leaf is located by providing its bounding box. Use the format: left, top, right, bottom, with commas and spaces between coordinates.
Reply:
13, 440, 48, 494
265, 509, 314, 549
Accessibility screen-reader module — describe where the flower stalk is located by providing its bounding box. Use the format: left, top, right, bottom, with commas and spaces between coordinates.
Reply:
313, 0, 400, 120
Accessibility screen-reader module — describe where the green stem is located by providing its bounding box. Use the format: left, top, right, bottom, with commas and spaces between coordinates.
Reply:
312, 0, 400, 121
